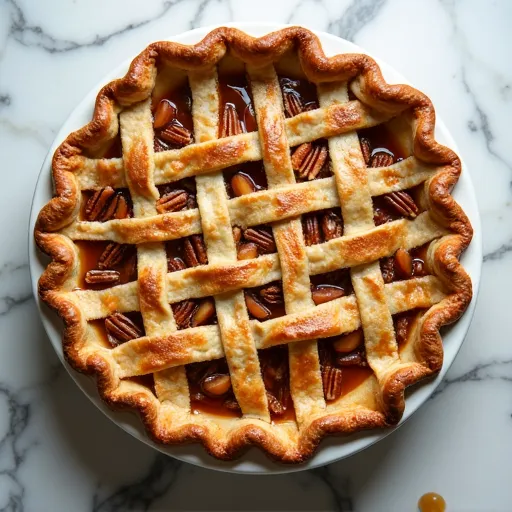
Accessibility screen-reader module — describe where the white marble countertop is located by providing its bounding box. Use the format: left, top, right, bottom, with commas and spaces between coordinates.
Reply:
1, 0, 511, 510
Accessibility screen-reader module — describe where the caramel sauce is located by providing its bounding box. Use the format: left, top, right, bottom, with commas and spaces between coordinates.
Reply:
418, 493, 446, 512
338, 366, 374, 397
245, 282, 286, 321
310, 268, 353, 295
218, 74, 257, 133
75, 241, 137, 291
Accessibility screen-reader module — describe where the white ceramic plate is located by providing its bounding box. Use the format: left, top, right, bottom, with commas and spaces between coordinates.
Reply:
28, 22, 482, 474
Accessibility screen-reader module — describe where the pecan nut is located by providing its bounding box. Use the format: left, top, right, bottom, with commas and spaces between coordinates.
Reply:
245, 293, 271, 320
394, 248, 413, 279
153, 99, 176, 129
291, 142, 328, 180
159, 121, 193, 147
156, 189, 188, 214
359, 137, 372, 166
266, 391, 285, 416
380, 256, 395, 284
312, 285, 345, 305
223, 398, 241, 412
172, 300, 197, 329
243, 228, 276, 254
98, 243, 128, 270
167, 257, 186, 273
332, 330, 363, 354
191, 298, 215, 327
105, 312, 143, 347
259, 284, 283, 305
303, 215, 321, 246
370, 151, 394, 168
283, 90, 304, 118
322, 365, 342, 401
221, 103, 244, 137
154, 138, 167, 153
383, 191, 419, 219
321, 211, 343, 241
336, 351, 368, 367
183, 235, 208, 267
201, 374, 232, 397
85, 187, 129, 222
373, 207, 394, 226
395, 315, 410, 346
237, 242, 259, 260
85, 269, 120, 285
231, 172, 256, 197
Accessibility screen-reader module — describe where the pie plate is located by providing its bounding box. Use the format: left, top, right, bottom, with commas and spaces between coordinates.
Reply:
28, 22, 482, 474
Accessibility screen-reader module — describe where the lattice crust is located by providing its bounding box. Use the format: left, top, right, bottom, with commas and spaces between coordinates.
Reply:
35, 27, 473, 462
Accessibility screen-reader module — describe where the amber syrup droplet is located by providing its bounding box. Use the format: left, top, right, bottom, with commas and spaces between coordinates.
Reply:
418, 492, 446, 512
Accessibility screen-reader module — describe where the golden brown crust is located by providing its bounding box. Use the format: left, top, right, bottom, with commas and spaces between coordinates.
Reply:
35, 26, 473, 463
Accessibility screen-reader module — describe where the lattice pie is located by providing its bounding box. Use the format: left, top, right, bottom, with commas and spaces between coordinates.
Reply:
35, 27, 473, 462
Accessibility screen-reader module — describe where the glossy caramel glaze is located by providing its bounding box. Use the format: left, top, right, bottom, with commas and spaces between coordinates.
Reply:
418, 493, 446, 512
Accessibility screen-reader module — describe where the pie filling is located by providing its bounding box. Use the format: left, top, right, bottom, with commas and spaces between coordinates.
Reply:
78, 74, 430, 417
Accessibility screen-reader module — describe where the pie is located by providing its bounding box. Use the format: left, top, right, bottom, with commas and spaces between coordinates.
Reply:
35, 27, 473, 463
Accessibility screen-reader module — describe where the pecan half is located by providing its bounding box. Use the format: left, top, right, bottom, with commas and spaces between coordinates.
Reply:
394, 248, 413, 279
237, 242, 259, 260
159, 122, 193, 147
85, 269, 120, 285
259, 284, 283, 304
266, 391, 285, 416
370, 151, 394, 168
201, 374, 232, 397
153, 99, 176, 129
183, 235, 208, 267
321, 211, 343, 241
98, 243, 128, 270
105, 312, 143, 347
262, 359, 287, 389
221, 103, 244, 137
381, 257, 395, 283
383, 191, 419, 218
322, 365, 342, 401
312, 285, 345, 305
191, 298, 215, 327
412, 258, 426, 276
187, 193, 197, 209
359, 137, 372, 166
303, 215, 321, 246
395, 315, 410, 346
245, 293, 271, 320
336, 351, 368, 367
231, 172, 256, 196
283, 90, 304, 118
173, 300, 196, 329
373, 207, 394, 226
333, 330, 363, 354
291, 142, 328, 180
156, 189, 188, 214
154, 138, 167, 153
223, 398, 241, 412
85, 187, 129, 222
243, 228, 276, 254
167, 257, 186, 273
